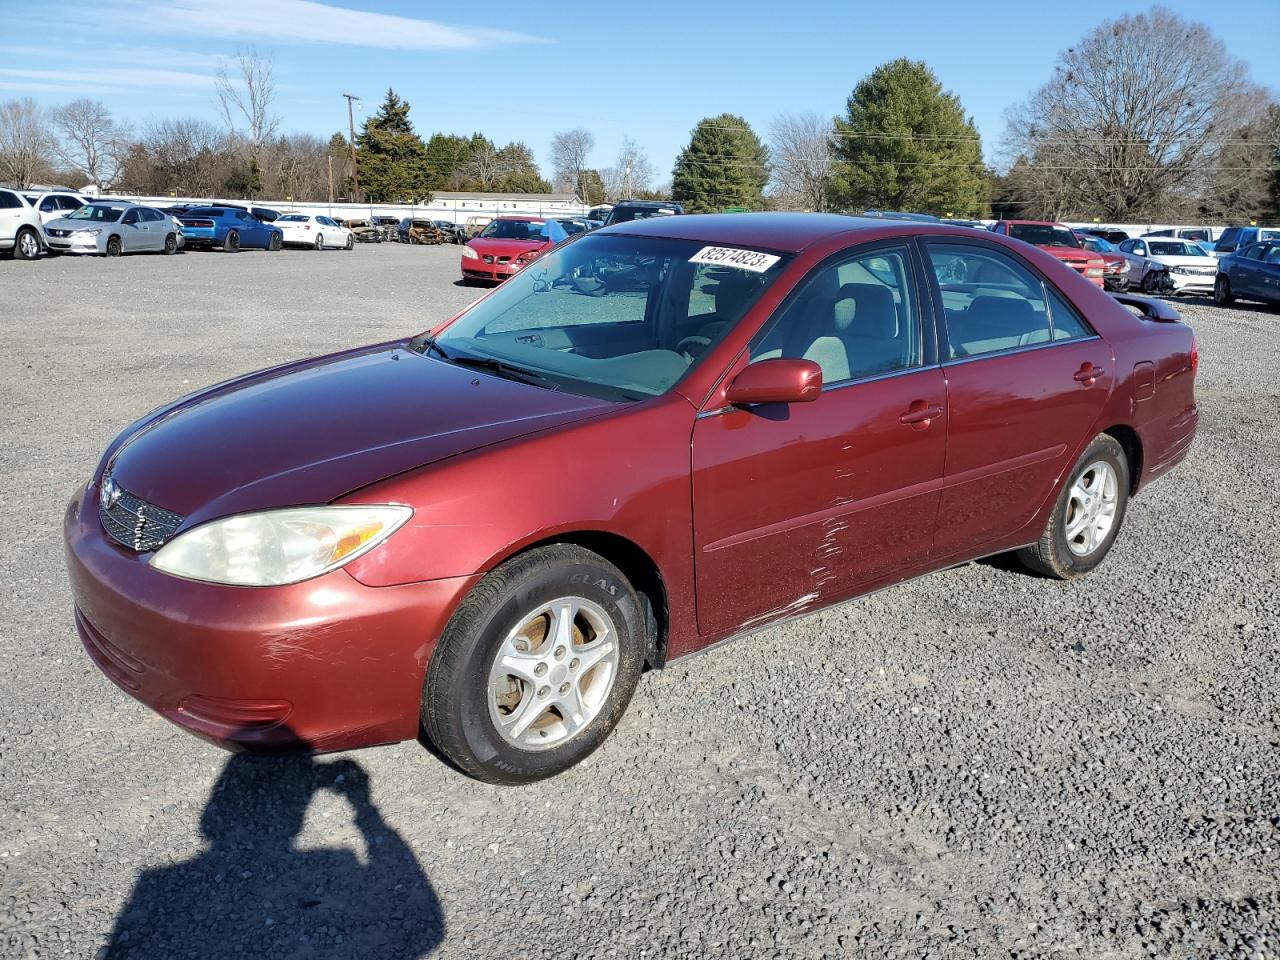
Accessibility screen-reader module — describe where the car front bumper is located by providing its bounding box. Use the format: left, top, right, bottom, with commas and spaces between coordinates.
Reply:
64, 481, 478, 753
1168, 273, 1215, 294
461, 256, 523, 282
1102, 274, 1130, 292
45, 233, 108, 254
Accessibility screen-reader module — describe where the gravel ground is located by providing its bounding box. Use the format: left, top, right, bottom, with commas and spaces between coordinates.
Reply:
1, 243, 1277, 959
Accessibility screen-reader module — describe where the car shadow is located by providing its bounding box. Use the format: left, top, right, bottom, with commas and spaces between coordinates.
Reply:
104, 743, 444, 958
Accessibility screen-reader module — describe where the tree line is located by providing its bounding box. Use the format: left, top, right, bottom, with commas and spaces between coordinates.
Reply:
1, 10, 1276, 221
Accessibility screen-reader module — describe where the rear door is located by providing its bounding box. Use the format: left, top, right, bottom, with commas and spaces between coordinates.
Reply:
691, 241, 948, 636
923, 239, 1113, 559
0, 190, 25, 245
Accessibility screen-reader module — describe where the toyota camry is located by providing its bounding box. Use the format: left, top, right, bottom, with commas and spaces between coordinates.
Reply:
65, 214, 1198, 784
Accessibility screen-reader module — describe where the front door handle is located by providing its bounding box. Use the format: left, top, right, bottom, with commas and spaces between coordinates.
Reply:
899, 401, 944, 426
1073, 363, 1105, 384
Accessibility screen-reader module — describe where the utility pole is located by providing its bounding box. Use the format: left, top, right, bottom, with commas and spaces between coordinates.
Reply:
343, 92, 361, 202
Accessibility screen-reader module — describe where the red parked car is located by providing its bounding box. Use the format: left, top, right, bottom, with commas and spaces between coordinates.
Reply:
66, 214, 1198, 784
989, 220, 1107, 288
460, 216, 552, 283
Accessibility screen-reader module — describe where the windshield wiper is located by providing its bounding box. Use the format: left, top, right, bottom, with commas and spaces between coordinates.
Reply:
444, 353, 557, 390
408, 332, 450, 359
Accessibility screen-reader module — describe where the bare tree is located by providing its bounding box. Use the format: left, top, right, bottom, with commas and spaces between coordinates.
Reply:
0, 98, 55, 188
215, 46, 280, 159
49, 99, 131, 190
463, 140, 508, 191
768, 112, 832, 211
1003, 8, 1272, 220
602, 138, 654, 201
549, 128, 594, 196
136, 117, 233, 196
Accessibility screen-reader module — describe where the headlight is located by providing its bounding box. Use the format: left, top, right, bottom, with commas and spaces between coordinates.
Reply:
1170, 265, 1190, 275
462, 245, 480, 260
76, 229, 102, 237
151, 504, 412, 586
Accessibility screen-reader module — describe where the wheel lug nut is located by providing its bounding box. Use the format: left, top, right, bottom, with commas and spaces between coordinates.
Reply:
569, 658, 580, 670
538, 685, 550, 698
554, 646, 566, 660
534, 663, 547, 677
558, 682, 570, 695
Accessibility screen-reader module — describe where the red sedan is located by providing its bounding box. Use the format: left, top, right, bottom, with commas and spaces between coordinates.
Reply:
66, 214, 1198, 784
460, 216, 551, 283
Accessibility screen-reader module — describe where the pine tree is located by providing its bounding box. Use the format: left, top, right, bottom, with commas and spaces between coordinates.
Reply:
671, 114, 768, 213
355, 89, 433, 202
829, 59, 986, 216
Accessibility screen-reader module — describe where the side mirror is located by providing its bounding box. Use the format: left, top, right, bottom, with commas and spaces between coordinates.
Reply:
725, 358, 822, 406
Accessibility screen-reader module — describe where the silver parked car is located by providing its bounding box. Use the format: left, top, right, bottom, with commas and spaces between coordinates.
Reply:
44, 202, 182, 256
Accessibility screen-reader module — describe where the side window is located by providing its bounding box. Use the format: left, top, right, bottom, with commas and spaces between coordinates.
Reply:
58, 196, 80, 211
40, 197, 59, 212
1119, 241, 1133, 253
749, 244, 920, 386
1240, 243, 1264, 260
1045, 288, 1093, 341
1217, 229, 1238, 252
0, 190, 22, 209
121, 209, 140, 224
925, 242, 1050, 359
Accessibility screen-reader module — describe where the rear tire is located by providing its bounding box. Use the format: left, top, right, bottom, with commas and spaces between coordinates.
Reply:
14, 227, 40, 260
269, 233, 282, 252
345, 234, 354, 250
1016, 434, 1130, 580
314, 234, 324, 250
422, 544, 645, 785
224, 230, 240, 253
1214, 275, 1235, 306
163, 233, 178, 255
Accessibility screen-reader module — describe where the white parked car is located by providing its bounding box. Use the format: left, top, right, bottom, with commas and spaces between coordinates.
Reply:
274, 213, 354, 250
0, 187, 47, 260
22, 191, 89, 225
1118, 237, 1218, 296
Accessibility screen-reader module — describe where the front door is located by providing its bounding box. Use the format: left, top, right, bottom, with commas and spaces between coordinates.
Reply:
692, 242, 948, 637
922, 239, 1114, 560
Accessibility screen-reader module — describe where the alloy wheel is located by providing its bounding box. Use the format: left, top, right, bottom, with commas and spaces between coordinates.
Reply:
17, 229, 39, 259
486, 596, 619, 751
1064, 461, 1119, 557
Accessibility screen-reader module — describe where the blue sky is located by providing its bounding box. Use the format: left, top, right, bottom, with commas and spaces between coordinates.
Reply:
3, 0, 1278, 186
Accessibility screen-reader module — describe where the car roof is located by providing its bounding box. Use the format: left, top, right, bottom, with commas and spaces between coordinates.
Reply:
599, 212, 944, 253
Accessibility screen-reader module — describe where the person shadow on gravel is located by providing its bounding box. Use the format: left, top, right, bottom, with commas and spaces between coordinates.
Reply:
104, 749, 444, 958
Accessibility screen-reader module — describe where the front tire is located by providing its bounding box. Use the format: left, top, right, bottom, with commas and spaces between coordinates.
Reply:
105, 235, 122, 257
14, 227, 40, 260
1214, 275, 1235, 306
224, 230, 240, 253
1016, 434, 1130, 580
1141, 270, 1161, 294
422, 545, 645, 785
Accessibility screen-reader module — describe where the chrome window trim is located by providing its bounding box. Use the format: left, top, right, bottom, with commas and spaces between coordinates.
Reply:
941, 333, 1103, 368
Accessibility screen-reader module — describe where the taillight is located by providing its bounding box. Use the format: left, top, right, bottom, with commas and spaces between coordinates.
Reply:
1190, 334, 1198, 373
303, 224, 311, 230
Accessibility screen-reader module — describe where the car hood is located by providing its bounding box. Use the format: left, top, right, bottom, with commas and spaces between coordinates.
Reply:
45, 217, 101, 231
106, 343, 612, 524
467, 236, 550, 258
1037, 244, 1095, 262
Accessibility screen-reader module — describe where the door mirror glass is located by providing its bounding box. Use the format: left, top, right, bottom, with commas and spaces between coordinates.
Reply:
725, 358, 822, 406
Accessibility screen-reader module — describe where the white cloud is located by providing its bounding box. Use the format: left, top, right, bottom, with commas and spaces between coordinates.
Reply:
123, 0, 550, 49
0, 67, 217, 90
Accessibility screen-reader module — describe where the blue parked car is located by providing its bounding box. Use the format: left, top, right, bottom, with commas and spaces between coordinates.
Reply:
177, 206, 283, 252
1215, 239, 1280, 307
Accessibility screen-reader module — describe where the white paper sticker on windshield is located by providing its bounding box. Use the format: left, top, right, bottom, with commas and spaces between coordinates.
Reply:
689, 245, 780, 273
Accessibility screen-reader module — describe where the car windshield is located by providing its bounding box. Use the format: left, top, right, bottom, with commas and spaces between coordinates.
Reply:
67, 206, 124, 222
1149, 240, 1203, 257
1009, 224, 1079, 247
277, 214, 308, 222
480, 219, 548, 241
429, 233, 790, 402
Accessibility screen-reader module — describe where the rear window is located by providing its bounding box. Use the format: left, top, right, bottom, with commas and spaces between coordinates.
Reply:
186, 208, 227, 217
277, 214, 308, 222
1008, 224, 1080, 248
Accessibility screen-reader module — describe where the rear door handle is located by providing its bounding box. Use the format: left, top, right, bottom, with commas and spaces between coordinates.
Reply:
899, 402, 944, 425
1074, 364, 1105, 383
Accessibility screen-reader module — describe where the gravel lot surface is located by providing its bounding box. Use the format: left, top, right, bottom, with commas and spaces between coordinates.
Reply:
1, 243, 1277, 959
